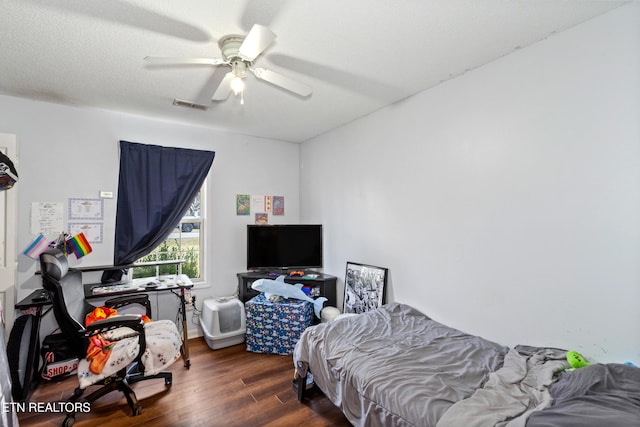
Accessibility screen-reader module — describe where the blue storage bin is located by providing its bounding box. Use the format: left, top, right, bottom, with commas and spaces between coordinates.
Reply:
245, 294, 313, 355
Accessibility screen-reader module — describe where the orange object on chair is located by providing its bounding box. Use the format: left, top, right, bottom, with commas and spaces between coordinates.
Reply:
83, 307, 151, 374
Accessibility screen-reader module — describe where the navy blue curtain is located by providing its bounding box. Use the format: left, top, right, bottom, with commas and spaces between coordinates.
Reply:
114, 141, 215, 266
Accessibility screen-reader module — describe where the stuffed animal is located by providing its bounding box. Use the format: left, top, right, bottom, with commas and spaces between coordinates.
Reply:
566, 350, 590, 369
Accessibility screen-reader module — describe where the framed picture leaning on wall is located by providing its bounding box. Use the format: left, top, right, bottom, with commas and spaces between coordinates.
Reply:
343, 262, 388, 314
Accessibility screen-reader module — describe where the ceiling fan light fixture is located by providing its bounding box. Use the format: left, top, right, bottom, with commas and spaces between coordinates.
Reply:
231, 75, 245, 95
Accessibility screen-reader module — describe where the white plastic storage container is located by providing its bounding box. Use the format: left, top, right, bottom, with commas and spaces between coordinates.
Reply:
200, 297, 246, 350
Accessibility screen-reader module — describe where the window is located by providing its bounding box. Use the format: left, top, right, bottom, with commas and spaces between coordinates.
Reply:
132, 190, 204, 281
113, 141, 214, 266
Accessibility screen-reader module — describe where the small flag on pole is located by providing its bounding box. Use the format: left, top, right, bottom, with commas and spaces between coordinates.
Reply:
67, 232, 92, 258
23, 234, 50, 259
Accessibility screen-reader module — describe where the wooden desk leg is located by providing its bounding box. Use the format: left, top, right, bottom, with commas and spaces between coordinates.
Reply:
179, 288, 191, 369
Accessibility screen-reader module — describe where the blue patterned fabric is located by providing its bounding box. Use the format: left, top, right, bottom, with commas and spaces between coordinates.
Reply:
245, 294, 313, 355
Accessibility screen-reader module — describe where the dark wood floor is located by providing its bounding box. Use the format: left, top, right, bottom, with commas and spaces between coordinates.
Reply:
16, 338, 351, 427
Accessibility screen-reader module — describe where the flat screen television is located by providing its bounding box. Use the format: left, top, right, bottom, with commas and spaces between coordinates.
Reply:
247, 224, 323, 271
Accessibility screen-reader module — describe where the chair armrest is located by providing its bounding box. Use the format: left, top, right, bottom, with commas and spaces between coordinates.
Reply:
84, 315, 148, 361
85, 314, 145, 337
104, 294, 152, 318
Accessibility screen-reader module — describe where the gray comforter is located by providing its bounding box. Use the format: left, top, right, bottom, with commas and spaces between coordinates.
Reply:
436, 346, 569, 427
294, 303, 640, 426
293, 303, 509, 426
526, 363, 640, 427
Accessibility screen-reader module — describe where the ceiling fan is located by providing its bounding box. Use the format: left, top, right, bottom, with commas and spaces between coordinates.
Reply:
145, 24, 312, 106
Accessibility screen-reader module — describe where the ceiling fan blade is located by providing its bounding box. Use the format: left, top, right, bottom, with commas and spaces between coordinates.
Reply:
252, 67, 312, 97
212, 72, 235, 101
238, 24, 276, 61
194, 67, 232, 105
144, 56, 227, 66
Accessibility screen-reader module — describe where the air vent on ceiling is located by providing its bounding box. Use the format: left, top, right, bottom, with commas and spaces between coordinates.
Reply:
172, 99, 209, 111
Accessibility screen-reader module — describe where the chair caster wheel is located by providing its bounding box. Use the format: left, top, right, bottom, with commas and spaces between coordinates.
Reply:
63, 415, 75, 427
165, 377, 172, 386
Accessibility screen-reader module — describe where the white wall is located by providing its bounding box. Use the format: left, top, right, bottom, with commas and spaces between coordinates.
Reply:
300, 3, 640, 364
0, 96, 300, 336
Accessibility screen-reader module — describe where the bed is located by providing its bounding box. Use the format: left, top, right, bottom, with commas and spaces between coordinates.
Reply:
293, 303, 640, 427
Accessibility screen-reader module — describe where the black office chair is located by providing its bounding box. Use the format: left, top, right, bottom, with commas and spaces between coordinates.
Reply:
40, 248, 182, 427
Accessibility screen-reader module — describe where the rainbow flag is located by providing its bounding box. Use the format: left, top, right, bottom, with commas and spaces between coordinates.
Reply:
23, 234, 50, 259
67, 232, 92, 258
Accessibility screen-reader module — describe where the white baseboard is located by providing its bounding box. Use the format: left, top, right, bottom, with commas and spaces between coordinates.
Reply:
187, 327, 202, 340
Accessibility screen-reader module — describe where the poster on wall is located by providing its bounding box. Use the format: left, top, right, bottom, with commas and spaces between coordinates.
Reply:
68, 198, 104, 220
238, 194, 284, 218
272, 196, 284, 216
236, 194, 250, 215
68, 223, 103, 244
251, 195, 271, 214
255, 213, 268, 224
31, 202, 64, 235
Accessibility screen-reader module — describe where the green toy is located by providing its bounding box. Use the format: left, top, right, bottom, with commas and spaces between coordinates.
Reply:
567, 351, 590, 369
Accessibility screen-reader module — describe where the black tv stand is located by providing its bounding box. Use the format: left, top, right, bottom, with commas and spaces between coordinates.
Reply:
251, 269, 283, 275
237, 270, 337, 306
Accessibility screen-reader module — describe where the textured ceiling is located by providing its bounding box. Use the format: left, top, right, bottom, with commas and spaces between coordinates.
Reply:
0, 0, 627, 142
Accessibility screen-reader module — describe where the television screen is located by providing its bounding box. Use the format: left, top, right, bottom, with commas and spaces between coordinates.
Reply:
247, 224, 323, 271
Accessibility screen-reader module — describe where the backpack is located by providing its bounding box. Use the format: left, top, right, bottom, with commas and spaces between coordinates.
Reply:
7, 315, 40, 401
